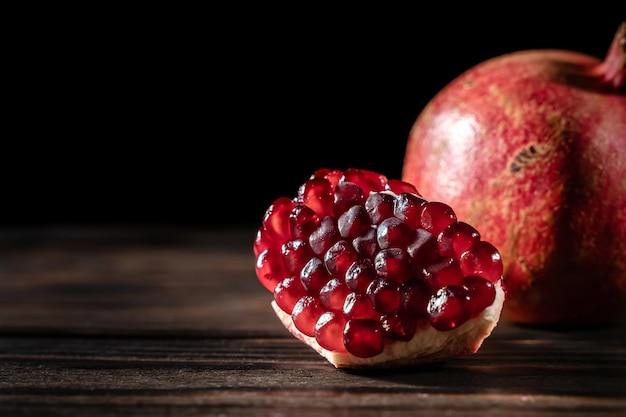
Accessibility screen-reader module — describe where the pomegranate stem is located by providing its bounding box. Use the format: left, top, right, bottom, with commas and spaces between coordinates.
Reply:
598, 21, 626, 90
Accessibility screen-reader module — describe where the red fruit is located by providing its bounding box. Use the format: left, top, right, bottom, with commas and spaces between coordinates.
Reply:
402, 23, 626, 325
255, 168, 505, 368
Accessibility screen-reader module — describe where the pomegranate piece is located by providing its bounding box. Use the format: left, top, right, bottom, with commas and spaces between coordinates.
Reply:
255, 168, 505, 368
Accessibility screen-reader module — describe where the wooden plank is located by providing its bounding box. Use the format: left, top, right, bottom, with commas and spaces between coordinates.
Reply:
0, 227, 279, 336
1, 226, 625, 416
0, 323, 625, 416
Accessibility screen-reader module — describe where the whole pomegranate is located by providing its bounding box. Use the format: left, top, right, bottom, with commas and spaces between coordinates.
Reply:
402, 23, 626, 325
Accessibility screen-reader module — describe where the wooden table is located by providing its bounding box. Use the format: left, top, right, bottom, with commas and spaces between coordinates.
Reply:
0, 226, 624, 416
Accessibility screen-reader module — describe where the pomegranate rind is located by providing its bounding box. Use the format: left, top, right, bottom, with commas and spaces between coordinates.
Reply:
272, 279, 505, 369
402, 45, 626, 324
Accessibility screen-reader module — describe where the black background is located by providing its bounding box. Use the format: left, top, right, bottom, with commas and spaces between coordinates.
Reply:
5, 9, 623, 229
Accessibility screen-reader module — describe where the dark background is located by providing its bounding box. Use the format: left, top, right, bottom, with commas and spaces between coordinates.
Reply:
5, 10, 623, 229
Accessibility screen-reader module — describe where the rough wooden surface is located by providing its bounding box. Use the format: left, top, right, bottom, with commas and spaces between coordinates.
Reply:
0, 226, 625, 417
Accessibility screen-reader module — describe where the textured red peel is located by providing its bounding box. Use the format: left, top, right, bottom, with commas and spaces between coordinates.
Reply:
402, 22, 626, 325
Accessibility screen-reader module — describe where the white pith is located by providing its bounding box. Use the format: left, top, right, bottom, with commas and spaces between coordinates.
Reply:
272, 279, 505, 369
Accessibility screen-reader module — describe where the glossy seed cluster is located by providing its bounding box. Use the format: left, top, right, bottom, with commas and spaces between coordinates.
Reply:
254, 168, 503, 359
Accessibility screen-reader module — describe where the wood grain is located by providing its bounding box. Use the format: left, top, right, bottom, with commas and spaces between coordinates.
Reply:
0, 226, 625, 416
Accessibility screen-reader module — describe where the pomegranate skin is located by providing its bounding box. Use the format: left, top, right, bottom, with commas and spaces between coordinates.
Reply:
402, 26, 626, 325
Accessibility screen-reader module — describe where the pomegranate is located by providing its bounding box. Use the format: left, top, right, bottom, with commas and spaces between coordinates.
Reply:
402, 23, 626, 325
254, 168, 505, 368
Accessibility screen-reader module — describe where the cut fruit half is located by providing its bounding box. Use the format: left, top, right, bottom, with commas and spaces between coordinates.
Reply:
254, 168, 506, 369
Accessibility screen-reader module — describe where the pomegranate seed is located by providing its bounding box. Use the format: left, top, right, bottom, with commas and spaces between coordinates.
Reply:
407, 228, 440, 266
334, 181, 365, 216
459, 241, 503, 283
380, 312, 417, 341
289, 205, 320, 240
310, 168, 330, 179
309, 216, 340, 255
342, 168, 387, 195
322, 169, 344, 189
292, 295, 324, 337
386, 179, 420, 195
345, 258, 377, 293
300, 257, 331, 293
427, 286, 471, 331
324, 240, 359, 277
255, 248, 287, 292
352, 227, 379, 259
262, 197, 296, 242
343, 318, 384, 358
315, 311, 348, 352
376, 217, 413, 249
281, 239, 313, 275
298, 178, 334, 217
253, 227, 270, 258
338, 205, 371, 240
274, 276, 307, 314
319, 278, 351, 312
422, 257, 464, 289
365, 192, 396, 225
463, 276, 496, 317
374, 248, 415, 283
401, 278, 431, 319
366, 278, 402, 314
343, 292, 379, 320
437, 221, 481, 258
394, 193, 427, 229
420, 201, 457, 235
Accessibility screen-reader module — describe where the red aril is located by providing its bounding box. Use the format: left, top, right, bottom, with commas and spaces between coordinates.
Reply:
402, 22, 626, 325
254, 168, 505, 368
427, 285, 471, 331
